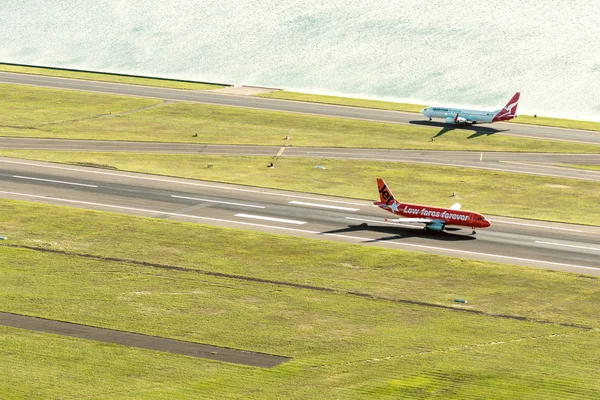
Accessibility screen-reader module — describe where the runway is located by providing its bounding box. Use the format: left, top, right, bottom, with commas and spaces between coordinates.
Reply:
1, 157, 598, 275
1, 138, 600, 181
2, 71, 600, 145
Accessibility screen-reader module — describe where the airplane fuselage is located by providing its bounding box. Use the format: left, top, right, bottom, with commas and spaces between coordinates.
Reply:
377, 201, 491, 229
375, 178, 491, 233
420, 92, 520, 125
420, 107, 496, 124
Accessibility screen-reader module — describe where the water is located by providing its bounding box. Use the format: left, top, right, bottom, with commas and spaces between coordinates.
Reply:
1, 0, 599, 121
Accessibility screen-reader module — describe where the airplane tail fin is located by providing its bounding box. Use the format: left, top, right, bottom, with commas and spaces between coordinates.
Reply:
493, 92, 520, 122
376, 178, 396, 206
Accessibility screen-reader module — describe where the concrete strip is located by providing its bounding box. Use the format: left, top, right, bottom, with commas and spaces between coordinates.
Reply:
0, 312, 290, 368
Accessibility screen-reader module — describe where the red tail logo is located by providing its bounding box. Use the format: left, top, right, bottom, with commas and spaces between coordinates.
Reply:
377, 178, 395, 205
492, 92, 520, 122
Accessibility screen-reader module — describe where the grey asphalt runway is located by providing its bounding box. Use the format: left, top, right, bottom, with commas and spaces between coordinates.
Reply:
2, 71, 600, 145
0, 312, 289, 367
1, 157, 598, 275
1, 138, 600, 181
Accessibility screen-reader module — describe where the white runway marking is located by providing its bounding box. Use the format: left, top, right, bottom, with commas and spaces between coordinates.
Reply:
535, 241, 600, 251
0, 159, 364, 206
0, 189, 597, 272
13, 175, 97, 188
290, 201, 359, 211
235, 213, 306, 225
171, 195, 264, 208
487, 219, 584, 232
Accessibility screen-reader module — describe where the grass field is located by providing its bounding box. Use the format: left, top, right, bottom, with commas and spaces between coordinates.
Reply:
2, 84, 600, 153
560, 164, 600, 171
1, 199, 599, 398
0, 83, 161, 127
0, 62, 225, 90
1, 151, 599, 226
511, 115, 600, 132
258, 91, 600, 132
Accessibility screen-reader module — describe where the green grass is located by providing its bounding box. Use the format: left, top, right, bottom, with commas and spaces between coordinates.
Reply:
2, 84, 600, 153
257, 90, 427, 113
1, 151, 599, 226
1, 200, 599, 398
260, 91, 600, 132
3, 248, 576, 362
0, 84, 161, 127
0, 62, 225, 90
4, 322, 599, 399
559, 164, 600, 171
1, 199, 599, 326
512, 115, 600, 132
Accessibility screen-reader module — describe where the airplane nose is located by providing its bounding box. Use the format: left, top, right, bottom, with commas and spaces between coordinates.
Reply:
420, 108, 429, 116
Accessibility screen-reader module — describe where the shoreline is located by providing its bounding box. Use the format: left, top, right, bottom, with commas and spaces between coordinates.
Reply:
2, 61, 599, 132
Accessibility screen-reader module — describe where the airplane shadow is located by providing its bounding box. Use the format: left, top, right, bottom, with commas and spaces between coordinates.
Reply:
409, 120, 506, 139
320, 223, 477, 243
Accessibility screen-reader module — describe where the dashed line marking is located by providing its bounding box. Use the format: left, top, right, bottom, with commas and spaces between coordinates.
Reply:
290, 201, 359, 211
0, 190, 597, 272
235, 213, 306, 225
487, 219, 584, 232
172, 195, 264, 208
13, 175, 97, 188
535, 241, 600, 251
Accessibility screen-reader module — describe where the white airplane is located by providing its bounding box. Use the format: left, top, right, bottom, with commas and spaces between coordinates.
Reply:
420, 92, 520, 125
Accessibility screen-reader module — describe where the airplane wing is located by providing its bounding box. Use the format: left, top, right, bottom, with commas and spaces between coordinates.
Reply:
449, 203, 461, 210
385, 218, 447, 232
385, 218, 432, 224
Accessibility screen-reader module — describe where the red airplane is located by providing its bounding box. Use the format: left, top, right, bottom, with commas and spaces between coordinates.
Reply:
374, 178, 491, 234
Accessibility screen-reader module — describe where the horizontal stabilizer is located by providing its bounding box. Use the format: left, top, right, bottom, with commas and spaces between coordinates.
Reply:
450, 203, 461, 210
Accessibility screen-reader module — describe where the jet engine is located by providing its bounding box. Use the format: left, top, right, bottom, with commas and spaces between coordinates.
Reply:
424, 221, 445, 232
446, 115, 467, 124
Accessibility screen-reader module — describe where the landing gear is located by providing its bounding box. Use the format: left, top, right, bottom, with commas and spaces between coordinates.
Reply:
429, 117, 432, 121
471, 228, 477, 235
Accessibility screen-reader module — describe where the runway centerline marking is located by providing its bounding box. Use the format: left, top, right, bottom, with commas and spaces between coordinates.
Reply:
235, 214, 306, 225
171, 195, 264, 209
535, 241, 600, 251
487, 219, 584, 232
290, 201, 360, 211
0, 190, 596, 272
0, 159, 364, 206
12, 175, 97, 188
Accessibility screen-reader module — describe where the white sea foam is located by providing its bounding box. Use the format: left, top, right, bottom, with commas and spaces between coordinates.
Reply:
1, 0, 599, 120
